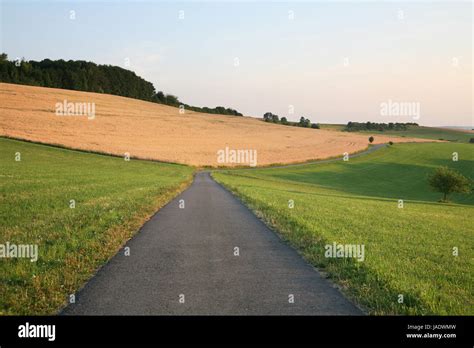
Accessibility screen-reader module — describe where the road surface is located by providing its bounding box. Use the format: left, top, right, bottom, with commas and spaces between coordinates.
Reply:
62, 173, 362, 315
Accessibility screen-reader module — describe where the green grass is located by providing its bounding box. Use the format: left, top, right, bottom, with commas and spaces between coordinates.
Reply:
0, 137, 194, 314
355, 126, 473, 143
319, 124, 473, 143
213, 143, 473, 315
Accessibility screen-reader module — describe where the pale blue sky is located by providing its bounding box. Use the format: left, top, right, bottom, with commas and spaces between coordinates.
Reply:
1, 0, 472, 126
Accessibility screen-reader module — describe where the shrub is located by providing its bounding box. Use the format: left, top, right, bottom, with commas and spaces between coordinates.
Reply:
369, 136, 374, 143
344, 121, 417, 132
299, 117, 311, 128
263, 112, 273, 122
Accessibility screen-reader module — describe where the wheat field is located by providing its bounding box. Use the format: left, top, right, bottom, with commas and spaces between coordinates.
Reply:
0, 83, 433, 167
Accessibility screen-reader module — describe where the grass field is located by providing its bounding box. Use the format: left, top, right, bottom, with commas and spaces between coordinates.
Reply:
353, 126, 473, 143
213, 142, 474, 315
320, 124, 473, 143
0, 137, 193, 315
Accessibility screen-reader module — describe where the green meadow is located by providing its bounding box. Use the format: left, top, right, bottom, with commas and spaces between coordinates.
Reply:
356, 127, 473, 143
0, 137, 193, 314
213, 143, 473, 315
320, 124, 473, 143
1, 136, 472, 316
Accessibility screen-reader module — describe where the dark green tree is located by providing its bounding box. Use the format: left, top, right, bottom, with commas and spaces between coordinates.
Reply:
428, 166, 471, 202
263, 112, 273, 122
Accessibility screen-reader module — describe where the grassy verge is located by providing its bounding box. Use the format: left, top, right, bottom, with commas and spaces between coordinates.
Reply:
0, 138, 194, 314
213, 143, 473, 315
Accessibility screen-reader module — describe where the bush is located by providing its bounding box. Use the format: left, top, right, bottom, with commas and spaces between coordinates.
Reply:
389, 141, 393, 145
369, 136, 374, 143
428, 166, 471, 202
262, 112, 318, 129
299, 117, 311, 128
469, 138, 474, 143
344, 121, 417, 132
263, 112, 274, 122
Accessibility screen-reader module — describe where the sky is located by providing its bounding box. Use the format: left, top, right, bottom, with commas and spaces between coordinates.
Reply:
1, 0, 472, 127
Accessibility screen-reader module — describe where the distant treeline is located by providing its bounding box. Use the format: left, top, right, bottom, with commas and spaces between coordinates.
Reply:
263, 112, 320, 129
0, 54, 242, 116
345, 121, 419, 132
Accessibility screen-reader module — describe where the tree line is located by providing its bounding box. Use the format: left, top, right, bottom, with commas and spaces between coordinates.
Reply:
263, 112, 320, 129
345, 121, 418, 132
0, 54, 242, 116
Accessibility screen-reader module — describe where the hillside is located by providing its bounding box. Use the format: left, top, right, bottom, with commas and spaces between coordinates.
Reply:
0, 54, 242, 116
320, 123, 473, 143
0, 83, 434, 167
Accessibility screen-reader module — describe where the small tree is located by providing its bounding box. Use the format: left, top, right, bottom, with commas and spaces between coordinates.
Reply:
281, 117, 289, 125
272, 114, 280, 123
369, 136, 374, 143
298, 116, 306, 127
263, 112, 273, 122
428, 166, 471, 202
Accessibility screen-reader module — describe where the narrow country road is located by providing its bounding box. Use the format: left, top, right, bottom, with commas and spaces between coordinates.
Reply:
62, 172, 362, 315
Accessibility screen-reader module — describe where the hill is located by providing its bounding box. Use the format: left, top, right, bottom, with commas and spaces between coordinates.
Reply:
0, 54, 242, 116
320, 123, 473, 143
0, 83, 434, 167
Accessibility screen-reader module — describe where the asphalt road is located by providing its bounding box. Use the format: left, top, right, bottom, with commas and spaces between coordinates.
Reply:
62, 172, 362, 315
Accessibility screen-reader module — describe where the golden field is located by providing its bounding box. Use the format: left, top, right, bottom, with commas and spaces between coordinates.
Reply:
0, 83, 433, 167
